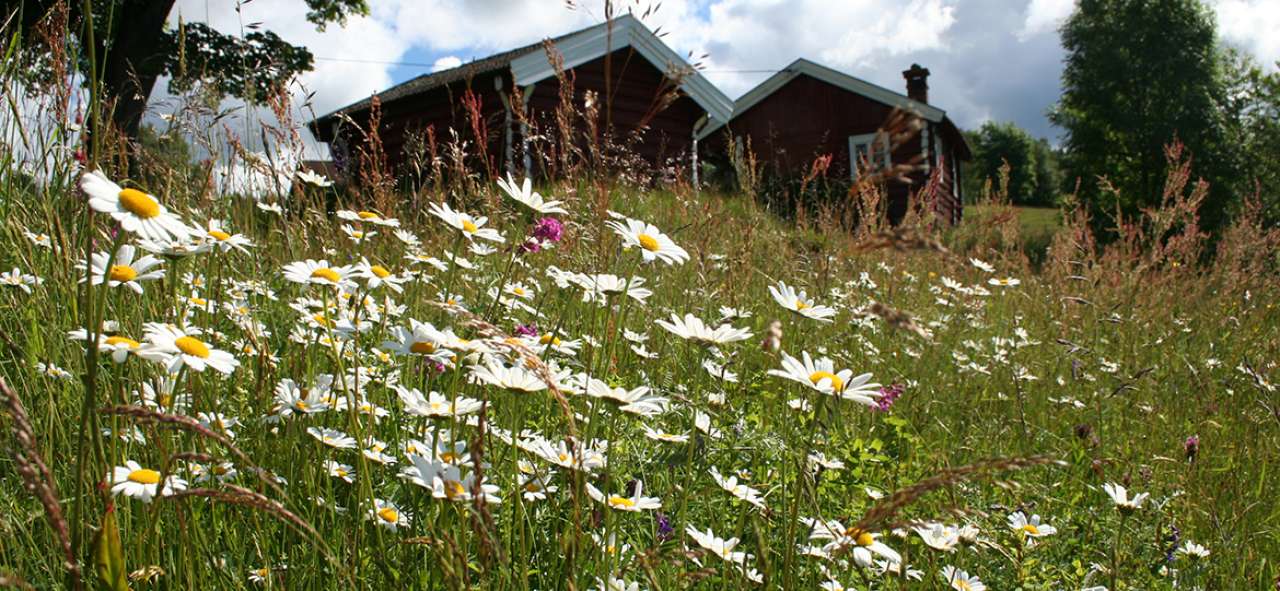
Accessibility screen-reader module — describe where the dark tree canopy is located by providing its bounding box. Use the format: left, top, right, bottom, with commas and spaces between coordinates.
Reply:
12, 0, 368, 146
1049, 0, 1241, 233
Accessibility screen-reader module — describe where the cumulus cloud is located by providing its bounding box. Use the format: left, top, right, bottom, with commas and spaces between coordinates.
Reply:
1210, 0, 1280, 69
1019, 0, 1075, 41
431, 56, 463, 72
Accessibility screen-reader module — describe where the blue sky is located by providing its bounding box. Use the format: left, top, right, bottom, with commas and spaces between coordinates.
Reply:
168, 0, 1280, 149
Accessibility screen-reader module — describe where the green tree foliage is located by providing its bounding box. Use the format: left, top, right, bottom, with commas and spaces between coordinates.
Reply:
1222, 51, 1280, 226
962, 121, 1062, 207
14, 0, 368, 143
1050, 0, 1241, 234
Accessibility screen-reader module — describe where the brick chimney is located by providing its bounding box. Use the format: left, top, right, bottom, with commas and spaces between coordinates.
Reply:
903, 63, 930, 104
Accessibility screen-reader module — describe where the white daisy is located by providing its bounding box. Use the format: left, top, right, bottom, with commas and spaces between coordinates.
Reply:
655, 313, 752, 347
587, 480, 661, 512
203, 219, 253, 253
769, 281, 837, 322
282, 259, 356, 289
307, 427, 357, 450
428, 201, 504, 242
82, 170, 191, 242
368, 498, 410, 532
685, 525, 747, 564
337, 209, 399, 227
1102, 482, 1149, 513
1007, 511, 1057, 538
137, 323, 238, 374
497, 175, 567, 214
0, 268, 42, 293
108, 460, 187, 503
767, 351, 880, 406
940, 566, 985, 591
605, 217, 689, 265
81, 244, 164, 294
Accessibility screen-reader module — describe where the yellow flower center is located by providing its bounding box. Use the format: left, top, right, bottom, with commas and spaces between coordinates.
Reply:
539, 334, 562, 346
312, 313, 333, 328
439, 451, 460, 463
310, 267, 340, 283
335, 468, 348, 478
127, 468, 161, 485
513, 287, 525, 296
294, 400, 309, 411
370, 265, 391, 278
212, 465, 229, 475
376, 507, 399, 523
410, 341, 436, 354
104, 336, 140, 349
956, 581, 973, 591
118, 188, 160, 218
809, 371, 845, 392
796, 300, 810, 310
443, 480, 466, 499
607, 495, 636, 509
108, 265, 137, 282
524, 482, 543, 493
357, 211, 379, 220
1021, 523, 1040, 535
174, 336, 210, 358
461, 220, 478, 233
855, 531, 875, 547
637, 233, 660, 252
208, 230, 231, 241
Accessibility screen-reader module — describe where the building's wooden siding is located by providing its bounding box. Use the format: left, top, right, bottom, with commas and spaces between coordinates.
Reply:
704, 73, 964, 224
327, 47, 702, 178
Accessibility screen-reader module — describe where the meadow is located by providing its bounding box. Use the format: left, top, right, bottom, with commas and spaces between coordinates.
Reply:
2, 51, 1280, 591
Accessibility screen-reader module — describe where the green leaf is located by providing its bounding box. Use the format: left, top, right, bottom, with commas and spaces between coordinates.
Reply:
93, 504, 130, 591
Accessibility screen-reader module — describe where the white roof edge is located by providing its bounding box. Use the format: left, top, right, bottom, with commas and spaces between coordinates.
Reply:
696, 57, 946, 141
509, 14, 735, 123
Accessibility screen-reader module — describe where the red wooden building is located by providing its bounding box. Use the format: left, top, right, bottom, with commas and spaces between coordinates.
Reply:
308, 15, 733, 181
699, 59, 971, 223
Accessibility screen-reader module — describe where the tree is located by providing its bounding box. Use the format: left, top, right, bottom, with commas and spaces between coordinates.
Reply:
12, 0, 368, 146
1223, 51, 1280, 226
1050, 0, 1241, 233
962, 121, 1062, 207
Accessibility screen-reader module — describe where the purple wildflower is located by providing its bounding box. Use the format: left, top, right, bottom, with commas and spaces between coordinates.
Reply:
531, 217, 564, 243
655, 512, 674, 541
1184, 434, 1199, 462
514, 323, 539, 338
874, 384, 904, 412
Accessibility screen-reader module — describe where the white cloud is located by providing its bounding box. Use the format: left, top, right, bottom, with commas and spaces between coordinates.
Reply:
432, 56, 463, 72
1019, 0, 1075, 41
1210, 0, 1280, 70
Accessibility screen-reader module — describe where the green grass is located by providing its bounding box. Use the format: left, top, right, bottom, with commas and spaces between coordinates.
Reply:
0, 169, 1276, 590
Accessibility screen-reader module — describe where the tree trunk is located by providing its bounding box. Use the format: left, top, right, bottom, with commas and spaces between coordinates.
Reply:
99, 0, 176, 143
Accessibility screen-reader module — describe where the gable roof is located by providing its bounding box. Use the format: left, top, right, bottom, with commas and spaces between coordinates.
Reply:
309, 15, 733, 137
696, 58, 952, 141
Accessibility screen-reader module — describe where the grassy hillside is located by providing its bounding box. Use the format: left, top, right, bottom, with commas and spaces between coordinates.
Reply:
0, 154, 1278, 590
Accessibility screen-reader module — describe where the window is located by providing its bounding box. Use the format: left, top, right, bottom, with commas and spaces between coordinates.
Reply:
848, 132, 891, 180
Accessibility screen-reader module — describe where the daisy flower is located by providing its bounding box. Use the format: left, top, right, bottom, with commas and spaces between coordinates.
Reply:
583, 378, 670, 417
341, 224, 375, 243
428, 201, 504, 242
587, 480, 661, 512
940, 566, 985, 591
606, 217, 689, 265
642, 425, 689, 444
272, 378, 332, 417
969, 258, 995, 273
1102, 482, 1149, 513
337, 209, 399, 227
296, 169, 333, 188
256, 201, 284, 215
655, 313, 752, 347
914, 523, 961, 552
576, 274, 653, 304
988, 277, 1021, 287
594, 577, 641, 591
767, 351, 880, 405
82, 170, 191, 242
1178, 541, 1210, 559
685, 525, 747, 564
709, 466, 766, 510
355, 258, 408, 292
282, 259, 356, 289
368, 498, 410, 532
470, 361, 546, 393
497, 175, 567, 214
0, 268, 42, 293
803, 518, 902, 566
325, 460, 355, 484
24, 230, 52, 249
137, 324, 238, 374
307, 427, 357, 450
81, 244, 164, 294
77, 332, 141, 363
381, 319, 452, 361
108, 460, 187, 503
203, 219, 253, 253
771, 282, 837, 322
397, 386, 483, 418
1007, 511, 1056, 538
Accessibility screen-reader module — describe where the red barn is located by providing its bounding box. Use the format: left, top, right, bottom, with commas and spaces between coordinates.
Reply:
700, 59, 971, 224
308, 15, 733, 181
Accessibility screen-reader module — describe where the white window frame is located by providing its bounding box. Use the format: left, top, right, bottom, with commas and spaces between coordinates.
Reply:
848, 132, 891, 181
